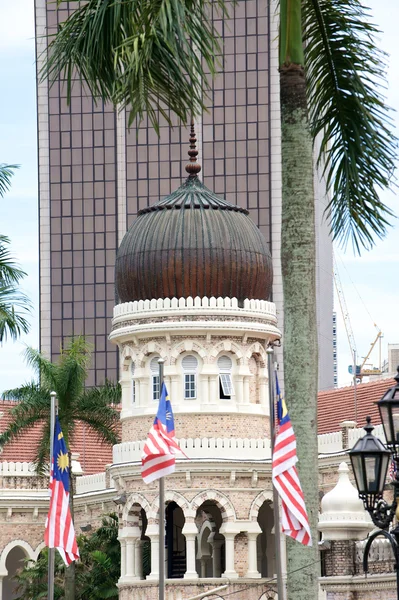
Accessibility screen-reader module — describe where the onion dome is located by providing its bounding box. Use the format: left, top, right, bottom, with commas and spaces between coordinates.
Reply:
115, 125, 273, 303
318, 462, 373, 541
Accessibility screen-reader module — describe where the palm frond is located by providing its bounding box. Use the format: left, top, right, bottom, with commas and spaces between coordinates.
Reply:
24, 347, 59, 389
0, 164, 18, 198
304, 0, 397, 252
74, 385, 121, 446
0, 235, 27, 285
0, 384, 49, 447
0, 295, 31, 341
42, 0, 227, 133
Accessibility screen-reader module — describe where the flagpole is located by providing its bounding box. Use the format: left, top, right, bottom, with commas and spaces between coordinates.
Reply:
158, 358, 165, 600
48, 391, 57, 600
267, 347, 285, 600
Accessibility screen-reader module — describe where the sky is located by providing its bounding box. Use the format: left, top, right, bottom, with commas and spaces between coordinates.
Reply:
0, 0, 397, 391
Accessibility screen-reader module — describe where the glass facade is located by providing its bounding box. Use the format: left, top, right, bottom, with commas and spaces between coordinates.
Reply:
37, 0, 272, 386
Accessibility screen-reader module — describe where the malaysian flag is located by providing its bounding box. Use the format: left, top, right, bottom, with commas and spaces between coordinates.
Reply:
272, 374, 312, 546
44, 417, 79, 565
142, 383, 185, 484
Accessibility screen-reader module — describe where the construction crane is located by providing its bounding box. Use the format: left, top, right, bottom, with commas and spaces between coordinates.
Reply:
333, 255, 382, 381
333, 255, 357, 370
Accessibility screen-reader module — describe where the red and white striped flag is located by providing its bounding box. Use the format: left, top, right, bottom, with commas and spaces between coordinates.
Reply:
272, 374, 312, 546
44, 417, 79, 565
142, 383, 187, 484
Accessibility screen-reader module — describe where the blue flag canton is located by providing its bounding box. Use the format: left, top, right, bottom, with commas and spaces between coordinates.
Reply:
155, 383, 175, 435
53, 417, 70, 493
275, 373, 290, 427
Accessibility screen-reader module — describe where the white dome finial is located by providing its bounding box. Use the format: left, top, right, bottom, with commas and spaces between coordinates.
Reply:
318, 462, 373, 541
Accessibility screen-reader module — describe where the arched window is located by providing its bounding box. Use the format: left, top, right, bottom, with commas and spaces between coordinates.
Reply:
217, 355, 234, 400
150, 357, 161, 401
131, 362, 136, 404
182, 355, 198, 399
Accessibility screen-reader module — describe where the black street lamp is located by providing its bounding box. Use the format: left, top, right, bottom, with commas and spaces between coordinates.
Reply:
349, 369, 399, 599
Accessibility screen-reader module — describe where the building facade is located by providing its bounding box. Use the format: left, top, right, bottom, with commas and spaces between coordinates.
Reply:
35, 0, 334, 391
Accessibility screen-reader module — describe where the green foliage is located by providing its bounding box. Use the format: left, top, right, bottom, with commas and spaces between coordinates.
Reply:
42, 0, 228, 133
14, 514, 120, 600
0, 235, 31, 342
0, 164, 18, 198
304, 0, 397, 252
0, 337, 121, 473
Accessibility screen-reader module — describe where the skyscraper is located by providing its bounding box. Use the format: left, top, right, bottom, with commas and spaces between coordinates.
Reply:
35, 0, 333, 390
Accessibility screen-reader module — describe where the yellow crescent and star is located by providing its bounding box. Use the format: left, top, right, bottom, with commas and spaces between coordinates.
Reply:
56, 431, 69, 472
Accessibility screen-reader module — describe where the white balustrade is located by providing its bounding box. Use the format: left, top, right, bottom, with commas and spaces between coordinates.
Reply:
113, 296, 276, 320
348, 423, 385, 447
113, 437, 272, 464
356, 538, 394, 563
0, 461, 36, 476
318, 431, 343, 454
75, 472, 110, 495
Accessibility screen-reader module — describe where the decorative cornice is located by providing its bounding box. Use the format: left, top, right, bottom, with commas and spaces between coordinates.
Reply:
320, 573, 396, 592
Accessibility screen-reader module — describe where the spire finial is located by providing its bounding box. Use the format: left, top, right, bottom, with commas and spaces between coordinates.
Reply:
185, 120, 201, 176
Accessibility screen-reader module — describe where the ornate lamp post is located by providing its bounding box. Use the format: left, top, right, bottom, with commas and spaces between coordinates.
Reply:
349, 369, 399, 598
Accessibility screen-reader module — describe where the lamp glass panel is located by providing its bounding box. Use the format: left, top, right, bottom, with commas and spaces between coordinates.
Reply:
351, 455, 366, 493
379, 453, 391, 490
379, 404, 392, 442
391, 407, 399, 446
364, 455, 382, 494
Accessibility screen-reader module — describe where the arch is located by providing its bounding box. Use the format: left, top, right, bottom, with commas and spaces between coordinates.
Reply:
244, 342, 268, 368
170, 340, 207, 364
33, 541, 46, 562
209, 341, 244, 364
249, 490, 274, 522
0, 540, 35, 575
122, 492, 152, 523
190, 490, 236, 523
150, 490, 194, 522
136, 342, 167, 368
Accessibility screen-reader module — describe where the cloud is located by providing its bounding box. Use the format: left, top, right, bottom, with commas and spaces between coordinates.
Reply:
0, 0, 35, 51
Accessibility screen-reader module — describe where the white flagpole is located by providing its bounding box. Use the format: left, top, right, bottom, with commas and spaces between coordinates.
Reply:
48, 391, 57, 600
158, 358, 165, 600
267, 347, 285, 600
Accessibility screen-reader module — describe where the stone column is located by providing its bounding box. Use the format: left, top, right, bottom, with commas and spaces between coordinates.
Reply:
170, 375, 179, 408
259, 373, 267, 408
243, 376, 250, 405
200, 558, 207, 578
182, 523, 199, 579
0, 575, 4, 600
209, 374, 218, 404
235, 376, 244, 405
211, 539, 224, 577
147, 527, 160, 580
221, 533, 238, 579
135, 539, 144, 580
201, 374, 209, 404
125, 538, 136, 578
118, 537, 126, 581
246, 533, 261, 578
120, 378, 131, 413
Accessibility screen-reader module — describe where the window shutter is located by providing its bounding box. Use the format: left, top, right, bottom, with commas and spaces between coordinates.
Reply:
182, 355, 198, 371
217, 355, 232, 371
150, 357, 160, 373
131, 362, 135, 376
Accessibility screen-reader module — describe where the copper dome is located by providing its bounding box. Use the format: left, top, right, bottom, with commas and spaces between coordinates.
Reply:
115, 130, 273, 304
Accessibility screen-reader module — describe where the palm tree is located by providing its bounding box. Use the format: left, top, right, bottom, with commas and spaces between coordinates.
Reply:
40, 2, 396, 598
0, 165, 31, 341
0, 235, 31, 341
0, 336, 121, 473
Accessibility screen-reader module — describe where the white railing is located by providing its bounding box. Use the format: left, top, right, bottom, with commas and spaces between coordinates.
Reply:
356, 538, 394, 563
75, 472, 110, 495
348, 424, 385, 447
318, 431, 343, 454
0, 461, 36, 475
113, 296, 276, 319
113, 437, 272, 464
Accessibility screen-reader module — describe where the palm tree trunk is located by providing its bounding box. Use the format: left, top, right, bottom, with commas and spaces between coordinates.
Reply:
280, 63, 319, 600
64, 451, 76, 600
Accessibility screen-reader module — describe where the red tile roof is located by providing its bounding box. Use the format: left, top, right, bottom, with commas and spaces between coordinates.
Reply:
318, 377, 395, 434
0, 401, 120, 474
